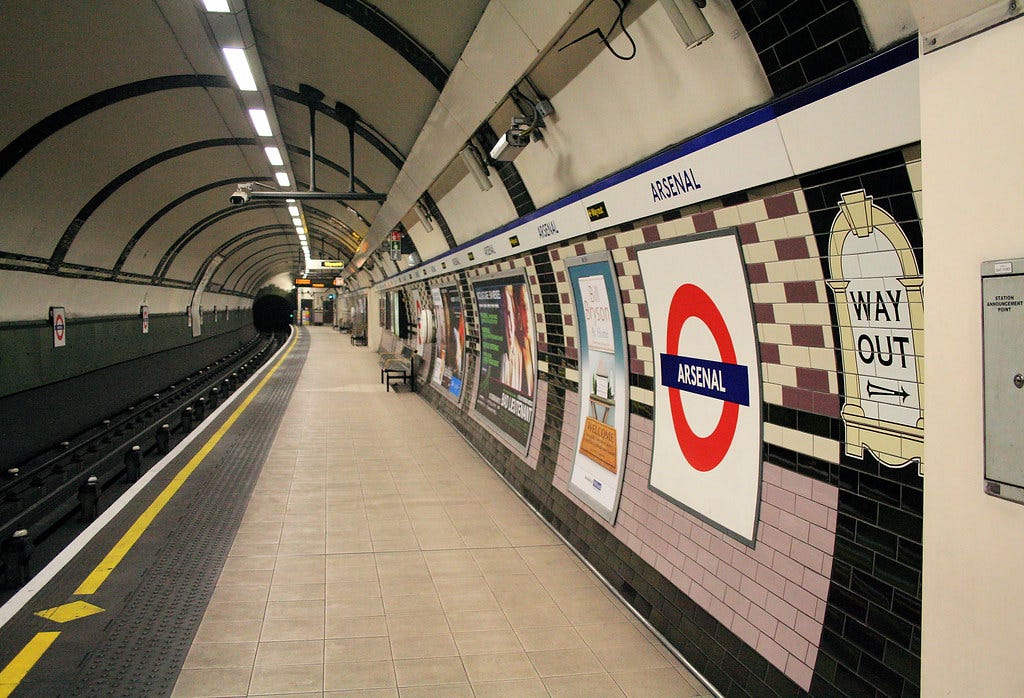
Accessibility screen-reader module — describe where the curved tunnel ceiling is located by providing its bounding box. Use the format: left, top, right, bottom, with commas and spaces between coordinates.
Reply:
0, 0, 488, 297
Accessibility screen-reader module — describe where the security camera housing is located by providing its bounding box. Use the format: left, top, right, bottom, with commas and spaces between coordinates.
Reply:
489, 132, 526, 162
229, 187, 250, 205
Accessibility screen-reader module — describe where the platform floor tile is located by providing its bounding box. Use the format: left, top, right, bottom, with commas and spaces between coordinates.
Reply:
173, 327, 711, 697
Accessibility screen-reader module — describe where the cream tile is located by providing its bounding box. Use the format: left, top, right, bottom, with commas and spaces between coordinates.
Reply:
389, 633, 458, 660
528, 648, 605, 677
182, 642, 257, 669
515, 625, 586, 652
393, 657, 469, 687
590, 641, 672, 673
324, 614, 387, 639
462, 652, 538, 683
255, 640, 324, 666
452, 628, 524, 655
543, 672, 625, 697
611, 667, 705, 697
324, 636, 392, 663
470, 677, 549, 698
323, 660, 397, 691
249, 663, 323, 694
398, 684, 473, 697
171, 667, 251, 697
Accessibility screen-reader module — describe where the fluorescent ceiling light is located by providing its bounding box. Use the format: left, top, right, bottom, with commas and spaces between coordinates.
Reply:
248, 109, 272, 137
291, 217, 302, 227
295, 226, 305, 235
275, 172, 290, 186
222, 48, 257, 91
288, 205, 300, 217
203, 0, 230, 12
264, 146, 283, 166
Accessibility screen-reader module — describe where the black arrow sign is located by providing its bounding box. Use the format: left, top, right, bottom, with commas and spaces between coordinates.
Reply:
866, 381, 909, 402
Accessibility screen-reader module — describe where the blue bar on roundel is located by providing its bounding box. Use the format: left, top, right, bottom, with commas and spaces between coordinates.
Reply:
659, 354, 750, 406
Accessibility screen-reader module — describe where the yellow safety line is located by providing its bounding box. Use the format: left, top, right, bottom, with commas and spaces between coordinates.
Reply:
75, 330, 297, 596
0, 632, 60, 698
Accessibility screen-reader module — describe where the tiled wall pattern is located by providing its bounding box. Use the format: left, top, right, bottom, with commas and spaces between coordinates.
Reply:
555, 390, 838, 689
400, 146, 923, 697
731, 0, 873, 95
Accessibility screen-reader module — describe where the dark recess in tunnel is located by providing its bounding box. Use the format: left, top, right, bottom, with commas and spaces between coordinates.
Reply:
253, 294, 294, 332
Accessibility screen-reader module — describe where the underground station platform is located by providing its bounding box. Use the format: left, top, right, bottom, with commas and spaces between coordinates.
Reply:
0, 327, 710, 697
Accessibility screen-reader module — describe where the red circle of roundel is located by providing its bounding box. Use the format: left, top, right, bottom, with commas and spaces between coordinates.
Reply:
55, 315, 65, 340
666, 284, 738, 472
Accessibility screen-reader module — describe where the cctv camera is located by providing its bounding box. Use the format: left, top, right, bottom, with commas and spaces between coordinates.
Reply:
229, 184, 252, 205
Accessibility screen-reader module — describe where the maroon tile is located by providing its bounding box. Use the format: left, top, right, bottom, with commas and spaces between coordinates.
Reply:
643, 225, 661, 243
813, 391, 842, 418
775, 237, 809, 261
738, 223, 759, 245
626, 316, 635, 332
631, 359, 646, 374
561, 292, 570, 305
568, 347, 579, 360
796, 367, 829, 392
782, 386, 815, 412
616, 262, 627, 277
791, 325, 825, 347
556, 270, 566, 282
627, 247, 638, 261
563, 314, 574, 326
784, 281, 818, 303
754, 303, 776, 323
746, 262, 769, 284
575, 243, 585, 256
760, 343, 781, 364
606, 235, 620, 250
765, 192, 798, 219
693, 211, 717, 233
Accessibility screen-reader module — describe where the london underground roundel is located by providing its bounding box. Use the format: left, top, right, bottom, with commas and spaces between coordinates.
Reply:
637, 230, 762, 544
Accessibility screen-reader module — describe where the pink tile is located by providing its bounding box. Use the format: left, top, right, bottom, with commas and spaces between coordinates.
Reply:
740, 576, 769, 608
760, 524, 793, 556
785, 657, 814, 691
779, 469, 815, 500
696, 547, 719, 574
772, 553, 806, 586
794, 496, 830, 529
765, 592, 798, 628
755, 635, 789, 673
807, 523, 835, 555
683, 557, 705, 585
748, 603, 779, 637
717, 562, 742, 591
763, 464, 783, 485
790, 539, 824, 572
732, 552, 757, 579
783, 580, 820, 618
730, 614, 761, 648
708, 596, 735, 628
774, 623, 809, 660
755, 564, 787, 597
759, 502, 782, 528
689, 583, 712, 609
803, 570, 831, 604
764, 483, 797, 510
725, 586, 751, 616
795, 611, 821, 643
711, 536, 735, 563
704, 573, 727, 601
777, 511, 811, 542
812, 480, 839, 508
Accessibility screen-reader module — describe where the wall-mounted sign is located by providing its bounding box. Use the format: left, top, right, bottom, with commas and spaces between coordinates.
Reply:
826, 189, 923, 470
431, 286, 466, 403
295, 278, 311, 286
566, 253, 630, 524
141, 305, 149, 334
50, 306, 66, 348
638, 229, 763, 544
471, 271, 537, 451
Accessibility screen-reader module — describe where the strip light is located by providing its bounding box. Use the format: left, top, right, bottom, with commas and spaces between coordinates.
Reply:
288, 205, 300, 217
203, 0, 230, 11
291, 217, 302, 226
264, 146, 283, 166
275, 172, 290, 187
248, 109, 272, 137
222, 48, 257, 91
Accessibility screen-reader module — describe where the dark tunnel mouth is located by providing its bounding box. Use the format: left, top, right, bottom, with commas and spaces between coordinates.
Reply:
252, 294, 293, 332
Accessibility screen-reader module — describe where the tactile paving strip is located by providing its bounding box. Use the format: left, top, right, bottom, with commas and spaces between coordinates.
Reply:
17, 331, 308, 697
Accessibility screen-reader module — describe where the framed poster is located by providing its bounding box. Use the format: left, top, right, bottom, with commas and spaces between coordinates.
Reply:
430, 285, 466, 403
637, 229, 763, 544
566, 253, 630, 524
471, 271, 538, 452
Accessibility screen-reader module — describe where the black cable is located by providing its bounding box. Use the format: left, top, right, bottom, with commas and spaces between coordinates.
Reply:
558, 0, 637, 61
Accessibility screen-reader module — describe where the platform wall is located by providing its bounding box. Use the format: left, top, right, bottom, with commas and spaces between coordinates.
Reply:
379, 143, 926, 696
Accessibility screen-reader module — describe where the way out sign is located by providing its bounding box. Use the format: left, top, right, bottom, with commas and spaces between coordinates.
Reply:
638, 230, 762, 544
51, 306, 66, 348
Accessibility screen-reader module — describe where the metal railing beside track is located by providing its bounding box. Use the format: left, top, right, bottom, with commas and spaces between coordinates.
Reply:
0, 332, 285, 588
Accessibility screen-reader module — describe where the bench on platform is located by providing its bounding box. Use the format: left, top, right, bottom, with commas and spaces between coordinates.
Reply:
381, 345, 416, 392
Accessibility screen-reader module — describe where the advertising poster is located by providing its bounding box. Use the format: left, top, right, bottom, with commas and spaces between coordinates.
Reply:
430, 285, 466, 402
566, 253, 629, 524
471, 271, 537, 451
637, 229, 763, 544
